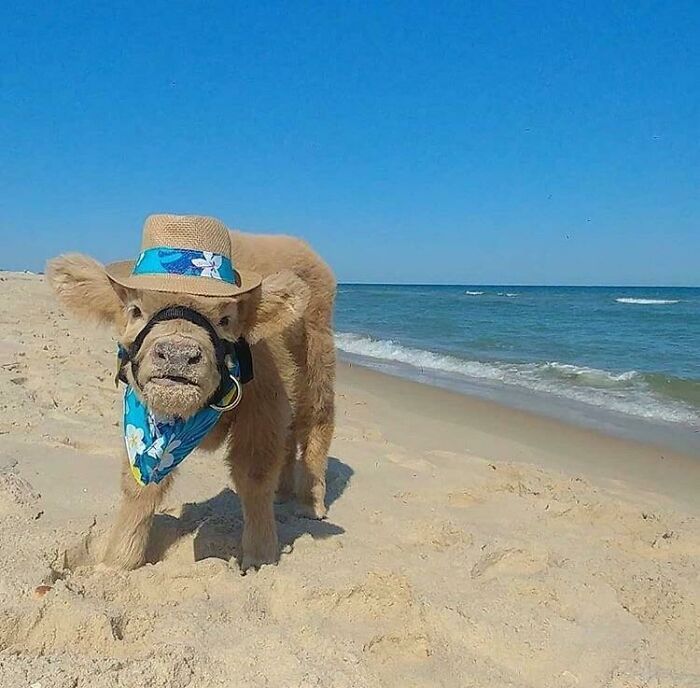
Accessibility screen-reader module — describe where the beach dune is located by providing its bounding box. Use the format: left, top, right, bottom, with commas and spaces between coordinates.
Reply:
0, 272, 699, 687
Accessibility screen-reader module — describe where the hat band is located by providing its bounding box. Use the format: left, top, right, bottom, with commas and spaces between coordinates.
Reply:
132, 247, 236, 284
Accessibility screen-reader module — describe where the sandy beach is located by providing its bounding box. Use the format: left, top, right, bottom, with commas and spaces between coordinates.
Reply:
0, 271, 699, 687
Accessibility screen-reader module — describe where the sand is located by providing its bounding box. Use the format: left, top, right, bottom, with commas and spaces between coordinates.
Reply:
0, 271, 699, 687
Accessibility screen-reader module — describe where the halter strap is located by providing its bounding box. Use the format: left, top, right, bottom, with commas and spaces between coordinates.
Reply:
131, 305, 225, 362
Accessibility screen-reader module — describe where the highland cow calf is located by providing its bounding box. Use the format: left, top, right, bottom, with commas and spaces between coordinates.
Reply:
47, 214, 336, 571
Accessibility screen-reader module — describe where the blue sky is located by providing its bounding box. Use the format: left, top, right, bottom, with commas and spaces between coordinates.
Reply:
1, 2, 698, 285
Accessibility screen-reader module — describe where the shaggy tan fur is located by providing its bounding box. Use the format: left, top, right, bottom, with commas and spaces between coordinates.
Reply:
46, 230, 336, 571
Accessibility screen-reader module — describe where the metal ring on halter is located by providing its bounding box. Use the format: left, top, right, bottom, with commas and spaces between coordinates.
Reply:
210, 373, 243, 412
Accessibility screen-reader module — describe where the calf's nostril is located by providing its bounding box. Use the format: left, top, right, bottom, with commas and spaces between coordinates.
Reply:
152, 340, 203, 367
153, 342, 169, 361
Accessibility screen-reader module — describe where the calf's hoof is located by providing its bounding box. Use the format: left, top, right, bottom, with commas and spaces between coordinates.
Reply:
240, 552, 278, 572
295, 500, 328, 520
240, 533, 279, 572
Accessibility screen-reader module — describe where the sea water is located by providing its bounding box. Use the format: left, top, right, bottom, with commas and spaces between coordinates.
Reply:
334, 285, 700, 452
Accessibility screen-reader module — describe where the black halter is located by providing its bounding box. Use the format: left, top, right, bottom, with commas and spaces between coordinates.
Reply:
117, 305, 253, 406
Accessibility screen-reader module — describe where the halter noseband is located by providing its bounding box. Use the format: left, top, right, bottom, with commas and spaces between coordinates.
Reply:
117, 305, 253, 409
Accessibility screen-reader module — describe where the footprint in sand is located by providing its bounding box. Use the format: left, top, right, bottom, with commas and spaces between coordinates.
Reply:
319, 572, 433, 663
470, 547, 548, 580
386, 452, 434, 472
402, 519, 472, 552
363, 631, 431, 662
447, 490, 483, 508
0, 464, 40, 507
50, 518, 103, 577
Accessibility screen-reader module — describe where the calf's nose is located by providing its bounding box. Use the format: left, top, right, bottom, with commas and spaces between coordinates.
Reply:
153, 339, 203, 368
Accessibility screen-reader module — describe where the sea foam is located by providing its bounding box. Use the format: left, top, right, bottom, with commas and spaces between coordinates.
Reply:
615, 298, 680, 305
335, 332, 698, 425
334, 333, 505, 380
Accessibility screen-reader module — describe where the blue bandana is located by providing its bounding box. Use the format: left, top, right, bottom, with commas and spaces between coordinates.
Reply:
122, 357, 241, 486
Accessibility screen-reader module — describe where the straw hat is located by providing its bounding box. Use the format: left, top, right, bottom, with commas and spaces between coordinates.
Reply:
106, 214, 261, 297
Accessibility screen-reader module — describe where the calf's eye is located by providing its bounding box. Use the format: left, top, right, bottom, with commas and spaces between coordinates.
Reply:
129, 305, 143, 319
219, 316, 230, 327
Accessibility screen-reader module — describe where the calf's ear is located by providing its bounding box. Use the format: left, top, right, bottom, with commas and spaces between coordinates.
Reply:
241, 270, 310, 344
46, 253, 126, 326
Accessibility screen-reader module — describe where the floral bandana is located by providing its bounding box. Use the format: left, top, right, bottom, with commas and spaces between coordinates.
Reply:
122, 356, 241, 486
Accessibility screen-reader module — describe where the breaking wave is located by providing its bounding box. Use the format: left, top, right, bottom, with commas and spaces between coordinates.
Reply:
463, 290, 518, 297
335, 332, 699, 426
615, 298, 680, 305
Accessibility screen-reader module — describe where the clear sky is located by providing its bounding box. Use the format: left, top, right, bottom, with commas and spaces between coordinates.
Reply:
1, 2, 698, 285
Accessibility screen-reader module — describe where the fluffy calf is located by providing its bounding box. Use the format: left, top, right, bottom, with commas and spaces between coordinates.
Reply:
48, 230, 336, 571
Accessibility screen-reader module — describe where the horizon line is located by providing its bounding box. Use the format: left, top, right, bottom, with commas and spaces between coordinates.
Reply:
338, 282, 700, 289
0, 270, 697, 290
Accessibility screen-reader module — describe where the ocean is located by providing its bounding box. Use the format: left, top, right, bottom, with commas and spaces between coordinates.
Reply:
334, 285, 700, 452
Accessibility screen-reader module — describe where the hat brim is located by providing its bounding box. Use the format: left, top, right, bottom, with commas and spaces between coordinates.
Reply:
105, 260, 262, 297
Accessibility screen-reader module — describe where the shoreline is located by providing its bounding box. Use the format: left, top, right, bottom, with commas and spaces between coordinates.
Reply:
337, 360, 700, 512
337, 349, 700, 457
335, 283, 699, 450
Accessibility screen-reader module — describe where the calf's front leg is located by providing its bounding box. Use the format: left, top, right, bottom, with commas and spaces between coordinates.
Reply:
232, 465, 279, 571
228, 416, 284, 571
102, 454, 173, 569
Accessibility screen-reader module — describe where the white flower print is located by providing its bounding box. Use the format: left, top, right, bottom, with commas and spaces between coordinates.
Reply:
146, 435, 165, 458
148, 412, 176, 438
147, 414, 159, 439
147, 436, 182, 471
191, 251, 223, 279
125, 424, 146, 462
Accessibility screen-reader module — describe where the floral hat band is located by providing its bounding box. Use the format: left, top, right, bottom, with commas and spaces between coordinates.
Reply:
104, 214, 261, 297
133, 247, 237, 284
